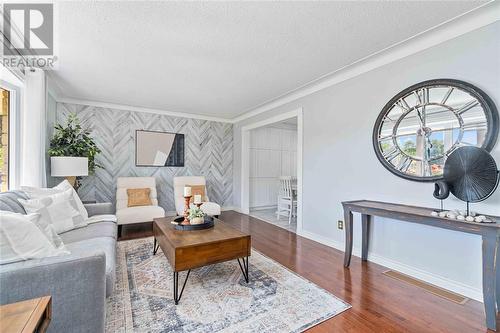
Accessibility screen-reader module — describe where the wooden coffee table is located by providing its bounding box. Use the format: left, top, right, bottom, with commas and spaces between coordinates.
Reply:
153, 217, 251, 304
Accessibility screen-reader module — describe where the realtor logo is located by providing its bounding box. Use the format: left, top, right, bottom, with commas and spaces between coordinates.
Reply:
3, 3, 53, 56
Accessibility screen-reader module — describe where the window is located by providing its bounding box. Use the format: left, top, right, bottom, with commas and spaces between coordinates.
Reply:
0, 88, 9, 191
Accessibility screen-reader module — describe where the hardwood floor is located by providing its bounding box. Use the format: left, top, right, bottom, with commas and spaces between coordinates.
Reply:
119, 211, 493, 332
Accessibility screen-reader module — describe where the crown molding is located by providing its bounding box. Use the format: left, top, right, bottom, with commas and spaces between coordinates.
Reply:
56, 97, 234, 123
232, 1, 499, 124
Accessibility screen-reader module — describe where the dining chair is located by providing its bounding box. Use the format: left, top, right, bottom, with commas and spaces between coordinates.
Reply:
277, 176, 297, 224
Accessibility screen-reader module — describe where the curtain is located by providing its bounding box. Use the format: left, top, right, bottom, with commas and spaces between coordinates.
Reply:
20, 68, 47, 187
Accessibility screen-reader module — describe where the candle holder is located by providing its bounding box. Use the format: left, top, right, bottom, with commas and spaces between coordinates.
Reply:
182, 196, 192, 225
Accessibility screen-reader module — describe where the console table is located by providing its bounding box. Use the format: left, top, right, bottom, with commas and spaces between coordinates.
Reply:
342, 200, 500, 331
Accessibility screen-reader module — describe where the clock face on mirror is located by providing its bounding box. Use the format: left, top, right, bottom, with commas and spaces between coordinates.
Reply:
373, 79, 498, 182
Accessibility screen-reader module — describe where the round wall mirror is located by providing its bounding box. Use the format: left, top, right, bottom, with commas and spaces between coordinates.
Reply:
373, 79, 498, 182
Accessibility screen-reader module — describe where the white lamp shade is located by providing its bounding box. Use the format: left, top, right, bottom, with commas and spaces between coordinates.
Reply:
51, 157, 89, 177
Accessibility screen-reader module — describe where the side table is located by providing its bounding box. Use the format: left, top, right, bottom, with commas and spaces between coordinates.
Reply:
0, 296, 52, 333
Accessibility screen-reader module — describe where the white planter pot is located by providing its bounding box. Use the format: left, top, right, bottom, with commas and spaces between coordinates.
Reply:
191, 217, 204, 225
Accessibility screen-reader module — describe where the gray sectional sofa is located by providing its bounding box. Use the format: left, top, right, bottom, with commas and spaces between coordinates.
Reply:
0, 190, 117, 333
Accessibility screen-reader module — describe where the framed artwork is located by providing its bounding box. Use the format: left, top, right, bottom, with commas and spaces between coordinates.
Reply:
135, 130, 185, 167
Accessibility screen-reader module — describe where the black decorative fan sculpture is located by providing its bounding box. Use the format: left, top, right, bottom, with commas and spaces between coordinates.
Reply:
443, 146, 499, 213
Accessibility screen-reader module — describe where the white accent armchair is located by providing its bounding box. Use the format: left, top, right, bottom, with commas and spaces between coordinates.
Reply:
173, 176, 221, 217
116, 177, 165, 237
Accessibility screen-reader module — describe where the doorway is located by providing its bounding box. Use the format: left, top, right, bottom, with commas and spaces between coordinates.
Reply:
240, 108, 303, 234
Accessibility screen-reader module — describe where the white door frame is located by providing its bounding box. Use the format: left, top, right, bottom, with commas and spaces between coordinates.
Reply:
240, 107, 303, 233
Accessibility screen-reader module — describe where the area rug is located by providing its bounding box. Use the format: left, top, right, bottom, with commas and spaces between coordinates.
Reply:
106, 237, 350, 332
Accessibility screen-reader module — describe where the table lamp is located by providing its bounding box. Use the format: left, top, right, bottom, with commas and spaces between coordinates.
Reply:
51, 156, 89, 191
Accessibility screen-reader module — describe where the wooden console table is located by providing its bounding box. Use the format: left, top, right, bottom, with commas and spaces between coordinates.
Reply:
342, 200, 500, 331
0, 296, 52, 333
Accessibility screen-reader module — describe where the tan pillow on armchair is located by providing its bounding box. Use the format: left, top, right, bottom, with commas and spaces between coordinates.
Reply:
188, 185, 207, 203
127, 188, 152, 207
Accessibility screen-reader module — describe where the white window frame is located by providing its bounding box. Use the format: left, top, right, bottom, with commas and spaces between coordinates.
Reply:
1, 80, 22, 190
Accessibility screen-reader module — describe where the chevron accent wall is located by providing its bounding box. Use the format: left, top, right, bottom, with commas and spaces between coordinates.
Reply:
54, 103, 233, 212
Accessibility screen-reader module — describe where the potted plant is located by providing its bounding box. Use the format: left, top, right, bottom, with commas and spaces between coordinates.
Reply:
48, 113, 101, 190
188, 207, 205, 225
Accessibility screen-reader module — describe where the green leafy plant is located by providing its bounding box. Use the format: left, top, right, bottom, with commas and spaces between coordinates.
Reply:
48, 113, 101, 174
402, 139, 417, 157
188, 207, 205, 220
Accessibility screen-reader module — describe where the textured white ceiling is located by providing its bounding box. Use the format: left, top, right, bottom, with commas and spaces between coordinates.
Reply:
51, 1, 486, 119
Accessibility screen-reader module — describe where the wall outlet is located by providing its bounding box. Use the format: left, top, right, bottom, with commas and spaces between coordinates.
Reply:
337, 220, 344, 230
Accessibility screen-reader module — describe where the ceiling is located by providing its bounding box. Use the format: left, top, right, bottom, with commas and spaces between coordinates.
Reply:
50, 1, 486, 120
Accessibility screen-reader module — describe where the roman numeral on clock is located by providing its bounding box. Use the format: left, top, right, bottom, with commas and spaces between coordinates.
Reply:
396, 98, 410, 112
457, 100, 479, 114
398, 156, 412, 172
383, 148, 400, 163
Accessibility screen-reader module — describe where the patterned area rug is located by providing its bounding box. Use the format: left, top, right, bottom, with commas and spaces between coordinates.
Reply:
106, 237, 350, 332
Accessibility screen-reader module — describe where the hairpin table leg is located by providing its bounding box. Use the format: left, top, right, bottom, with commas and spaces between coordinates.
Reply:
153, 237, 160, 255
237, 256, 249, 283
173, 270, 191, 305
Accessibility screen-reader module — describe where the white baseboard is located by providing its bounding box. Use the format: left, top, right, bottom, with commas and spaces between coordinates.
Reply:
221, 206, 240, 212
298, 229, 483, 302
226, 206, 243, 213
249, 205, 277, 211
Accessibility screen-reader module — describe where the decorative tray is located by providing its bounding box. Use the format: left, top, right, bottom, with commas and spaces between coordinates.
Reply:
172, 216, 215, 231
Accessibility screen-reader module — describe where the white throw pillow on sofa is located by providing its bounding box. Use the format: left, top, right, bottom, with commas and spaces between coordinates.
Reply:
21, 180, 89, 219
19, 188, 87, 234
1, 211, 67, 250
0, 212, 69, 265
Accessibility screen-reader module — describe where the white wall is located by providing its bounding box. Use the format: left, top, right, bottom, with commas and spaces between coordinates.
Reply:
249, 124, 297, 208
233, 22, 500, 300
